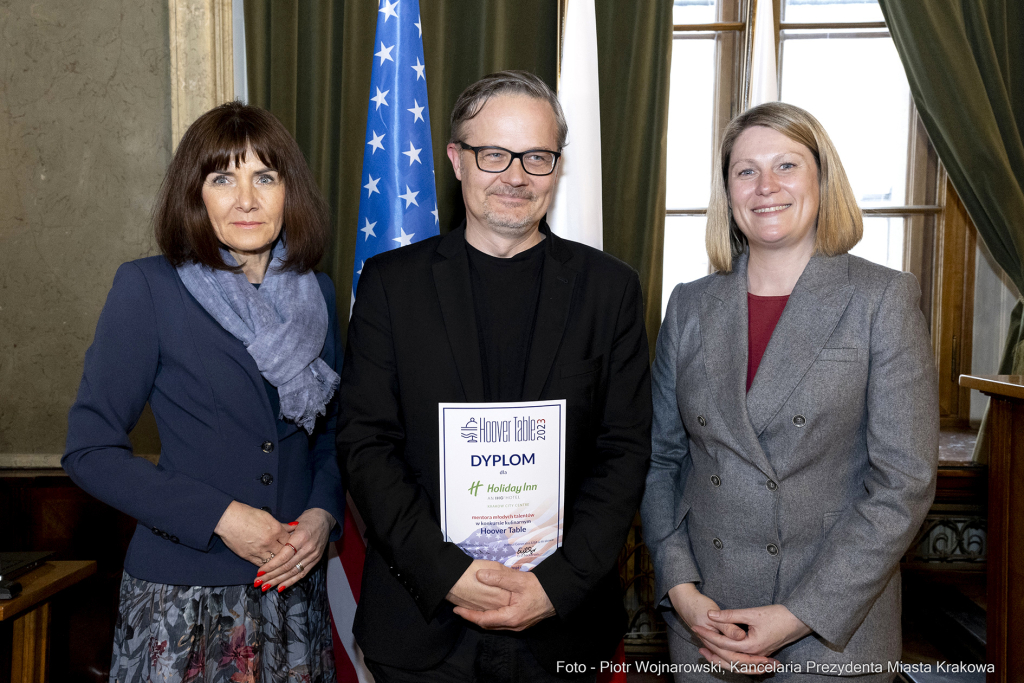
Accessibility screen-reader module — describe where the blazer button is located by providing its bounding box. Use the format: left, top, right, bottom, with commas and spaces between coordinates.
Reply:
170, 536, 180, 544
792, 415, 806, 427
766, 479, 778, 491
260, 506, 272, 513
697, 415, 707, 427
712, 538, 723, 549
262, 441, 274, 453
710, 475, 721, 487
260, 473, 274, 486
151, 527, 162, 536
767, 543, 779, 555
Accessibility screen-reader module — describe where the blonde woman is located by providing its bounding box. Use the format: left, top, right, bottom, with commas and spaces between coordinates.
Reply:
641, 102, 937, 681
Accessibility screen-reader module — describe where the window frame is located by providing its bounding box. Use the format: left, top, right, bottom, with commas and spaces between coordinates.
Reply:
665, 0, 976, 425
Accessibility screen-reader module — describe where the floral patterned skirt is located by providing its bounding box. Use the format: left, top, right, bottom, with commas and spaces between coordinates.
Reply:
109, 564, 336, 683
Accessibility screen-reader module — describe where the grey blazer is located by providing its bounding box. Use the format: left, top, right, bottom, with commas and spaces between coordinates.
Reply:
641, 252, 938, 670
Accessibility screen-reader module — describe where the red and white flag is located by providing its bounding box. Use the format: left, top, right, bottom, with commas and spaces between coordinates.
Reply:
327, 496, 373, 682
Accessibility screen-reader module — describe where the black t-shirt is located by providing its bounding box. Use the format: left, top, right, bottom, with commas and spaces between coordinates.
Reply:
466, 238, 547, 402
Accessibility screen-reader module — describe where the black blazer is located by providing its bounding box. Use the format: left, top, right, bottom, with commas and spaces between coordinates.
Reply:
337, 223, 652, 671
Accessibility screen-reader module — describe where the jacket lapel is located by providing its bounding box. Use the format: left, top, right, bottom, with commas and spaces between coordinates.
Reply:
175, 272, 277, 426
432, 227, 486, 403
699, 253, 775, 478
521, 229, 577, 401
746, 254, 855, 436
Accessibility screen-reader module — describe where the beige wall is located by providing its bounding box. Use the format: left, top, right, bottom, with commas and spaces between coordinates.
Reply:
0, 1, 173, 465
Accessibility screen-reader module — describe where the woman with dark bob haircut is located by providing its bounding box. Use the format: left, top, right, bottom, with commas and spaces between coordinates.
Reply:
63, 101, 342, 682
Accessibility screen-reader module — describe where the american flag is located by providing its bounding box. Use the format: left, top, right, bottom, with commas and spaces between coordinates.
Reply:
328, 2, 438, 681
349, 0, 439, 308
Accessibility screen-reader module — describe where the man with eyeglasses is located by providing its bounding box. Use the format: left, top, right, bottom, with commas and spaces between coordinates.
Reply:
338, 70, 651, 682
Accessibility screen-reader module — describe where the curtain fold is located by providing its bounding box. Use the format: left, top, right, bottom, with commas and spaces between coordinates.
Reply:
244, 0, 671, 349
595, 0, 672, 356
878, 0, 1024, 460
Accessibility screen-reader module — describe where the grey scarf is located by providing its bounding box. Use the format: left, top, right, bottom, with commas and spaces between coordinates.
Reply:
176, 240, 339, 434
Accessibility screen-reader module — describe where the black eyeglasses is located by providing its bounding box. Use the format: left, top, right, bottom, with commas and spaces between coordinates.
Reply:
457, 142, 561, 176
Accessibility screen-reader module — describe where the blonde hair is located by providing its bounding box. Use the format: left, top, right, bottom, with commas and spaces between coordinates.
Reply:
706, 102, 862, 273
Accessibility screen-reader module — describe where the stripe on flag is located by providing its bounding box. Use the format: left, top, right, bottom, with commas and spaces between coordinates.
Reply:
328, 495, 372, 682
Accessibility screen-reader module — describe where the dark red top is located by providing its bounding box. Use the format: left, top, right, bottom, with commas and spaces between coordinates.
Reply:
747, 293, 790, 392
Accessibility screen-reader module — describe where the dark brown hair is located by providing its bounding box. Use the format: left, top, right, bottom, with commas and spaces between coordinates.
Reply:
449, 70, 567, 150
155, 101, 330, 272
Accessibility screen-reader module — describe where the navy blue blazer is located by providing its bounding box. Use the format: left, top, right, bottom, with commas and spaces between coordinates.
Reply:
63, 255, 344, 586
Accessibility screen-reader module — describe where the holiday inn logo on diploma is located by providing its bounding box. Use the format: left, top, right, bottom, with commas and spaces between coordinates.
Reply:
439, 401, 566, 570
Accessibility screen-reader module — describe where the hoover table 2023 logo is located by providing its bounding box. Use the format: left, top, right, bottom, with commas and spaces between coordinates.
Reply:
460, 416, 547, 444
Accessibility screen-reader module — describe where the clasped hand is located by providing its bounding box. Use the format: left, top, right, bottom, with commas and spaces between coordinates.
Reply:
447, 560, 556, 631
214, 501, 334, 592
670, 583, 811, 674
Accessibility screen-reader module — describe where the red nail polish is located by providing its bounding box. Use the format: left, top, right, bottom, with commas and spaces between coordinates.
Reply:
257, 570, 266, 577
254, 579, 263, 587
288, 521, 299, 526
277, 585, 286, 593
262, 584, 270, 593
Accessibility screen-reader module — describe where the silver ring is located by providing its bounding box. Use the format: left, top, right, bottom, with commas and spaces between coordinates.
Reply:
268, 552, 275, 559
295, 562, 304, 572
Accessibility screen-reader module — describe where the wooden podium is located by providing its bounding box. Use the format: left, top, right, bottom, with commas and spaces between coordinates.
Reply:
959, 375, 1024, 683
0, 561, 96, 683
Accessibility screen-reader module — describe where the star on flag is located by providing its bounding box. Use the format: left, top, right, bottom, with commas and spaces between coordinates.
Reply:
398, 185, 419, 207
379, 0, 399, 21
403, 142, 422, 165
364, 175, 380, 196
361, 218, 377, 240
407, 100, 425, 123
371, 87, 389, 109
411, 57, 426, 81
366, 130, 385, 153
392, 228, 415, 247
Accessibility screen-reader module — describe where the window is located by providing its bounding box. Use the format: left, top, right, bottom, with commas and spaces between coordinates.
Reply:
663, 0, 974, 426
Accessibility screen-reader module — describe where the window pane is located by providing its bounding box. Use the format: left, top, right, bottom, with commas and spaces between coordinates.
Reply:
666, 36, 716, 208
674, 0, 717, 24
782, 0, 884, 23
849, 216, 903, 270
662, 216, 711, 319
780, 31, 910, 208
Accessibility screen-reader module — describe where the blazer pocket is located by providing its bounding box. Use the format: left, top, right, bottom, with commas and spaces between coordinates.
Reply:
560, 356, 603, 378
817, 347, 860, 362
674, 497, 691, 530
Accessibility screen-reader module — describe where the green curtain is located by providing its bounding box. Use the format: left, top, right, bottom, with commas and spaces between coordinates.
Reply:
244, 0, 671, 347
596, 1, 672, 354
878, 0, 1024, 461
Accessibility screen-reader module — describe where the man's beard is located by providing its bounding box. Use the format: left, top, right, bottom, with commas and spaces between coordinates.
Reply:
482, 188, 537, 237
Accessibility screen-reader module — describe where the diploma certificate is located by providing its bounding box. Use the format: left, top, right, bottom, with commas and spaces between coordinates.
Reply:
438, 401, 566, 571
